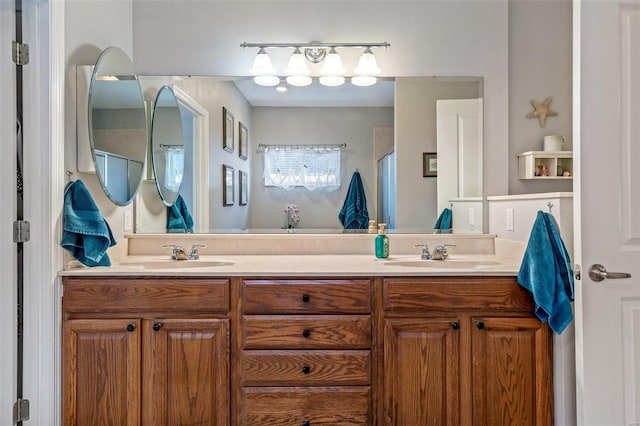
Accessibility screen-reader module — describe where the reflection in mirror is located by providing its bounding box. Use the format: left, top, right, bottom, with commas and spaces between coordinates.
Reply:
89, 46, 147, 206
152, 85, 185, 206
135, 76, 483, 233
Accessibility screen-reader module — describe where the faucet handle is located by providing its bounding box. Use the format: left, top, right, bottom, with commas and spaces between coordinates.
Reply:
189, 244, 206, 260
414, 244, 432, 260
163, 244, 184, 260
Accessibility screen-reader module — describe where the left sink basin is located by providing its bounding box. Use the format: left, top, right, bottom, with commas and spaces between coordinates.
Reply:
117, 260, 234, 269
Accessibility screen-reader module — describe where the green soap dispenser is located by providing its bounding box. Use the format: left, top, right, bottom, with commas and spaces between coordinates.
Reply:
375, 223, 389, 258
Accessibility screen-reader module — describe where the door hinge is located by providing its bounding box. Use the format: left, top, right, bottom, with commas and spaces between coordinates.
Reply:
13, 220, 30, 243
12, 41, 29, 65
13, 398, 30, 423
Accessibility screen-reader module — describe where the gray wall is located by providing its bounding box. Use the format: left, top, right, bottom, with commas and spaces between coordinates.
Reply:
509, 0, 573, 194
250, 107, 394, 229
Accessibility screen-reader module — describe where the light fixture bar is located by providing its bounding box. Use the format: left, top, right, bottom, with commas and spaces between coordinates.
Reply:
241, 42, 390, 49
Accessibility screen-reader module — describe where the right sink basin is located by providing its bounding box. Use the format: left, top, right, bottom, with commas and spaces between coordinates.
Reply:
384, 259, 501, 269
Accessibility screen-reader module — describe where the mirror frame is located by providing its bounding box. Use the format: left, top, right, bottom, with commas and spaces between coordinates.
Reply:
88, 46, 148, 206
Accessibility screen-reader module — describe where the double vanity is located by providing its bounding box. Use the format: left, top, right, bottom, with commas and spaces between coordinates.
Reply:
60, 234, 553, 425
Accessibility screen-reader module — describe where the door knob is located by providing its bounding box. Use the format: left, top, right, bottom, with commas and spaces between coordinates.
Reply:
588, 264, 632, 282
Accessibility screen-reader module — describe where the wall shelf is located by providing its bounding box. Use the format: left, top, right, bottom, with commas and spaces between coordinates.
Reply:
517, 150, 573, 179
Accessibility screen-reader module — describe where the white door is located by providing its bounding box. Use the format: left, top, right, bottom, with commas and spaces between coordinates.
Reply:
436, 99, 483, 216
577, 0, 640, 424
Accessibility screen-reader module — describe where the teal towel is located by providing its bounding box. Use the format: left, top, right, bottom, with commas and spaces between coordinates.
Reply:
338, 171, 369, 230
517, 211, 574, 334
61, 180, 116, 267
167, 194, 194, 233
434, 208, 452, 230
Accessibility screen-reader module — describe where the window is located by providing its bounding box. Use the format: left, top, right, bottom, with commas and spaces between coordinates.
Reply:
263, 146, 341, 191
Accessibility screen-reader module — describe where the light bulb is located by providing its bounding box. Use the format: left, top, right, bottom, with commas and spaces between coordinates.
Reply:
351, 76, 377, 87
249, 48, 276, 76
286, 75, 312, 87
253, 75, 280, 86
319, 75, 345, 87
284, 48, 311, 76
353, 48, 381, 76
320, 48, 346, 76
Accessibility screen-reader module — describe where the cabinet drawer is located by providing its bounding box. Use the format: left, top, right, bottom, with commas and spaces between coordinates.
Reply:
62, 277, 229, 314
242, 386, 371, 425
242, 350, 371, 386
242, 279, 371, 314
383, 277, 535, 312
243, 315, 371, 349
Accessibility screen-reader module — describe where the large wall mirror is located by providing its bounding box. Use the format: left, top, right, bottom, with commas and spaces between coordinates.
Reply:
151, 85, 185, 206
136, 76, 483, 234
88, 46, 148, 206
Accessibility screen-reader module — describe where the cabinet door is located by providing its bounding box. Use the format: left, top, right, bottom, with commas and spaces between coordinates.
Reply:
383, 318, 460, 425
471, 317, 553, 426
142, 319, 229, 425
62, 319, 140, 426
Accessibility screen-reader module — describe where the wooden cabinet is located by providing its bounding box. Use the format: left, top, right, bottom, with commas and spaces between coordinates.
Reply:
62, 277, 230, 426
381, 277, 553, 426
61, 274, 553, 425
237, 279, 373, 425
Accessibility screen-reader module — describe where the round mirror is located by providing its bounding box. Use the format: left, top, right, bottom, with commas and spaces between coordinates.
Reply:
151, 85, 185, 206
88, 46, 148, 206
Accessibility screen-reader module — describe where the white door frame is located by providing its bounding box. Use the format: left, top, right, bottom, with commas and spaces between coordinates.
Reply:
172, 85, 209, 233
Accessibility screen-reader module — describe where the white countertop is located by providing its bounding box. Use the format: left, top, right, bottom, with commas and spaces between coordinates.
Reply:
59, 254, 521, 277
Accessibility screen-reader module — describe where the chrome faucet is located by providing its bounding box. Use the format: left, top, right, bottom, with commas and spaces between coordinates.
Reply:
163, 244, 188, 260
188, 244, 206, 260
414, 244, 432, 260
432, 244, 456, 260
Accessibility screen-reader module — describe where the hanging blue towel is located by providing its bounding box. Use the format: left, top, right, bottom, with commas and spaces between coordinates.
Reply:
60, 180, 116, 267
338, 171, 369, 229
434, 208, 452, 230
517, 211, 574, 334
167, 194, 194, 233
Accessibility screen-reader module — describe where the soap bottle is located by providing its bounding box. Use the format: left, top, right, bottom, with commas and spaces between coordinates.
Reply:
375, 223, 389, 258
368, 219, 377, 234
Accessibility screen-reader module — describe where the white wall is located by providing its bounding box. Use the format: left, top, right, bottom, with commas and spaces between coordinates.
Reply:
395, 78, 482, 230
250, 107, 393, 229
64, 0, 135, 240
509, 0, 573, 195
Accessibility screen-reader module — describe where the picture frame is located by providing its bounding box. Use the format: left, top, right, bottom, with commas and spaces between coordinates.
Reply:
223, 164, 234, 206
423, 152, 438, 177
239, 170, 248, 206
239, 122, 248, 160
222, 107, 234, 153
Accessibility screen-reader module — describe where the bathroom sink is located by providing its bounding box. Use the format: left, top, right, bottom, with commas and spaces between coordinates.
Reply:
118, 259, 234, 269
384, 259, 501, 269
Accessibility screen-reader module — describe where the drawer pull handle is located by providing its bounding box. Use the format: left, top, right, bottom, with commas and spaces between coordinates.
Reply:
301, 365, 311, 374
302, 329, 311, 338
152, 323, 161, 331
301, 294, 310, 303
126, 324, 136, 332
476, 321, 485, 330
451, 321, 460, 330
302, 421, 310, 426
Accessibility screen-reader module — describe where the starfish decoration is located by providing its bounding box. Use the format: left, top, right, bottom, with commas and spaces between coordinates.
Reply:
526, 96, 558, 127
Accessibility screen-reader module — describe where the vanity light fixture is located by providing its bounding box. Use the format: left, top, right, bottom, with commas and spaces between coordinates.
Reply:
241, 41, 390, 87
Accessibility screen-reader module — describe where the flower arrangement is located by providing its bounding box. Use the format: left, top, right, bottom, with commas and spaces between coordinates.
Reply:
283, 204, 300, 229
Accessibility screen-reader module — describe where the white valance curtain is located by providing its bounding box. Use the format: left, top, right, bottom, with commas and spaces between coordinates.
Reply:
263, 146, 341, 191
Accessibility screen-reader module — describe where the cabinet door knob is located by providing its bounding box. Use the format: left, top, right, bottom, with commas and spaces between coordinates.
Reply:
126, 324, 136, 332
451, 321, 460, 330
476, 321, 485, 330
301, 365, 311, 374
302, 421, 310, 426
152, 323, 161, 331
302, 329, 311, 338
301, 294, 310, 303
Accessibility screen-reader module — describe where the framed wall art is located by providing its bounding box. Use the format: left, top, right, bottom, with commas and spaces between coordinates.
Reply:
223, 164, 234, 206
222, 107, 234, 153
239, 122, 248, 160
423, 152, 438, 177
239, 170, 248, 206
